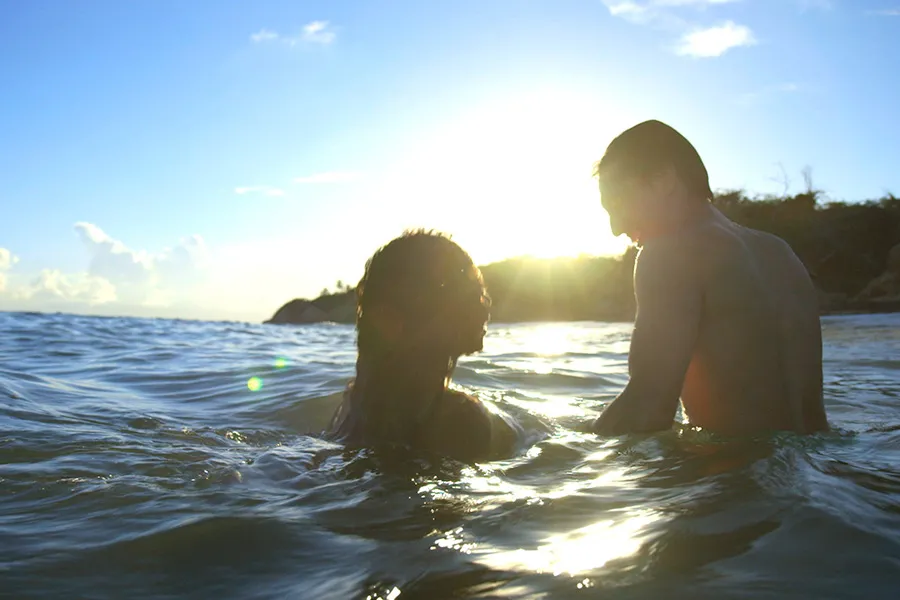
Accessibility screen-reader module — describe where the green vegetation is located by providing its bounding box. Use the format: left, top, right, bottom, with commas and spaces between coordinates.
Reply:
267, 190, 900, 325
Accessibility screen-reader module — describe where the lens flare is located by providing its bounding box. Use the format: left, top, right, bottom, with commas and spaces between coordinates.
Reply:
274, 357, 288, 369
247, 377, 263, 392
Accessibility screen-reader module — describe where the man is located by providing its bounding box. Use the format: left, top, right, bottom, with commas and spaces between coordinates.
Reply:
327, 230, 521, 462
591, 120, 829, 436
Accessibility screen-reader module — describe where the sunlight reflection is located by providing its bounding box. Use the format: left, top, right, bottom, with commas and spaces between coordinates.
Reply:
502, 394, 584, 419
431, 526, 477, 554
449, 453, 658, 578
365, 588, 401, 600
478, 509, 658, 576
523, 324, 571, 357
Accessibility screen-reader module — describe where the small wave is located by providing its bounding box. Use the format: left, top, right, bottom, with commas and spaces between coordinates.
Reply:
1, 312, 899, 598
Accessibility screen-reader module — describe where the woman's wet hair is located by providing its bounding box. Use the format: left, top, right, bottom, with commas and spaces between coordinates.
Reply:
355, 229, 488, 357
593, 119, 713, 201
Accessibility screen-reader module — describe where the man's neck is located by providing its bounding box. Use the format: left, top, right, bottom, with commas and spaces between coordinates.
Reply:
642, 197, 715, 244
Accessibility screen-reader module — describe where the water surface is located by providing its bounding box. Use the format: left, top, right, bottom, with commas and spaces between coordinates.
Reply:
1, 312, 898, 599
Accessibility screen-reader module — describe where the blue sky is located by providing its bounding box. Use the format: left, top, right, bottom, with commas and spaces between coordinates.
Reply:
1, 0, 898, 321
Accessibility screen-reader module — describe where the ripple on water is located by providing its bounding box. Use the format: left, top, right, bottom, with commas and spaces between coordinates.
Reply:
0, 312, 899, 598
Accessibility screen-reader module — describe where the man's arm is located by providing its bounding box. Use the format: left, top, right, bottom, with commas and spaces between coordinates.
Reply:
593, 239, 702, 435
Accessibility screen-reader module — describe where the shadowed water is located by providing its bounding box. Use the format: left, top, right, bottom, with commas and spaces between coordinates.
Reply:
1, 311, 898, 599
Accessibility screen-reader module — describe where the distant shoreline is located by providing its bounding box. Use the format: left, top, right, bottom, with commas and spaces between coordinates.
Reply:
3, 304, 900, 327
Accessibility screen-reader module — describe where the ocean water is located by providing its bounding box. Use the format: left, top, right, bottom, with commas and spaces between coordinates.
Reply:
1, 311, 898, 600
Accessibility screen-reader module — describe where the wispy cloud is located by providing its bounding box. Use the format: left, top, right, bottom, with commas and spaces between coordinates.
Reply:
654, 0, 740, 6
0, 223, 211, 310
0, 248, 18, 271
737, 82, 804, 106
234, 186, 286, 197
250, 29, 279, 43
302, 21, 335, 44
604, 0, 739, 23
676, 21, 756, 57
797, 0, 835, 11
0, 247, 17, 293
603, 0, 753, 57
294, 171, 361, 184
604, 1, 681, 26
249, 20, 336, 46
866, 8, 900, 16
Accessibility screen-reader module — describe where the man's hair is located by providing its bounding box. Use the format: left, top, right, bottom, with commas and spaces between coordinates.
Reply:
593, 120, 712, 201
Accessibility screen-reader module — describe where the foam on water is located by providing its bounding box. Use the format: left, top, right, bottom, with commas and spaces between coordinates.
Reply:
1, 311, 898, 599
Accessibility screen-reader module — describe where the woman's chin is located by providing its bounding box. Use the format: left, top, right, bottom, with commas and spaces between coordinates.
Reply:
457, 331, 485, 355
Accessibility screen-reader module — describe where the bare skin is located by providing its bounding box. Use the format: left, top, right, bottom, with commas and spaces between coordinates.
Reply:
594, 178, 828, 436
328, 384, 520, 462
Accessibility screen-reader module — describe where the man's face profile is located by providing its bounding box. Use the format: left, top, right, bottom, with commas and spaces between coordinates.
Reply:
600, 170, 645, 242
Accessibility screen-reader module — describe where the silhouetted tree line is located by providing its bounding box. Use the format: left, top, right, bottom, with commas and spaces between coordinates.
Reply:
270, 191, 900, 324
713, 191, 900, 298
480, 190, 900, 321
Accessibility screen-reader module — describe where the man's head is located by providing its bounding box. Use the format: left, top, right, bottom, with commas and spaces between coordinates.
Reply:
593, 120, 712, 243
355, 230, 490, 362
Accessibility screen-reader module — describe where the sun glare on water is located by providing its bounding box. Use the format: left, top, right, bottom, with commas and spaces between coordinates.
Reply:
427, 465, 662, 581
478, 510, 658, 577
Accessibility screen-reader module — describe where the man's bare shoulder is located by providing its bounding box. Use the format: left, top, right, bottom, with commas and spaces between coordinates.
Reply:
668, 215, 798, 281
634, 230, 708, 293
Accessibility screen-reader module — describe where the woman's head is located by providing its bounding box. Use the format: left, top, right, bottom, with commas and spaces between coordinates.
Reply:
355, 230, 491, 361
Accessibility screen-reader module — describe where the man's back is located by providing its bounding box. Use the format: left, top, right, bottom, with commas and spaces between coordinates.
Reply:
679, 209, 828, 434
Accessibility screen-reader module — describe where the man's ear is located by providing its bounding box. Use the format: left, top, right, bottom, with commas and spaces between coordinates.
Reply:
369, 304, 405, 344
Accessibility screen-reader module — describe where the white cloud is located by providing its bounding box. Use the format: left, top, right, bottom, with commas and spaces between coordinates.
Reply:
676, 21, 756, 57
293, 171, 361, 184
71, 222, 209, 307
606, 1, 651, 20
866, 8, 900, 16
0, 224, 299, 322
250, 29, 279, 42
0, 247, 17, 271
234, 185, 285, 197
604, 0, 738, 22
0, 248, 18, 293
249, 21, 336, 47
603, 0, 753, 56
654, 0, 739, 6
74, 222, 154, 287
302, 21, 335, 45
604, 1, 679, 26
27, 269, 117, 305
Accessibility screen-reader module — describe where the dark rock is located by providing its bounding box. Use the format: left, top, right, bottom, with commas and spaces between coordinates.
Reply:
265, 299, 331, 324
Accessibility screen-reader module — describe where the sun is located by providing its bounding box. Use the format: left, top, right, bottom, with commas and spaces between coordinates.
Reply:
368, 87, 634, 264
